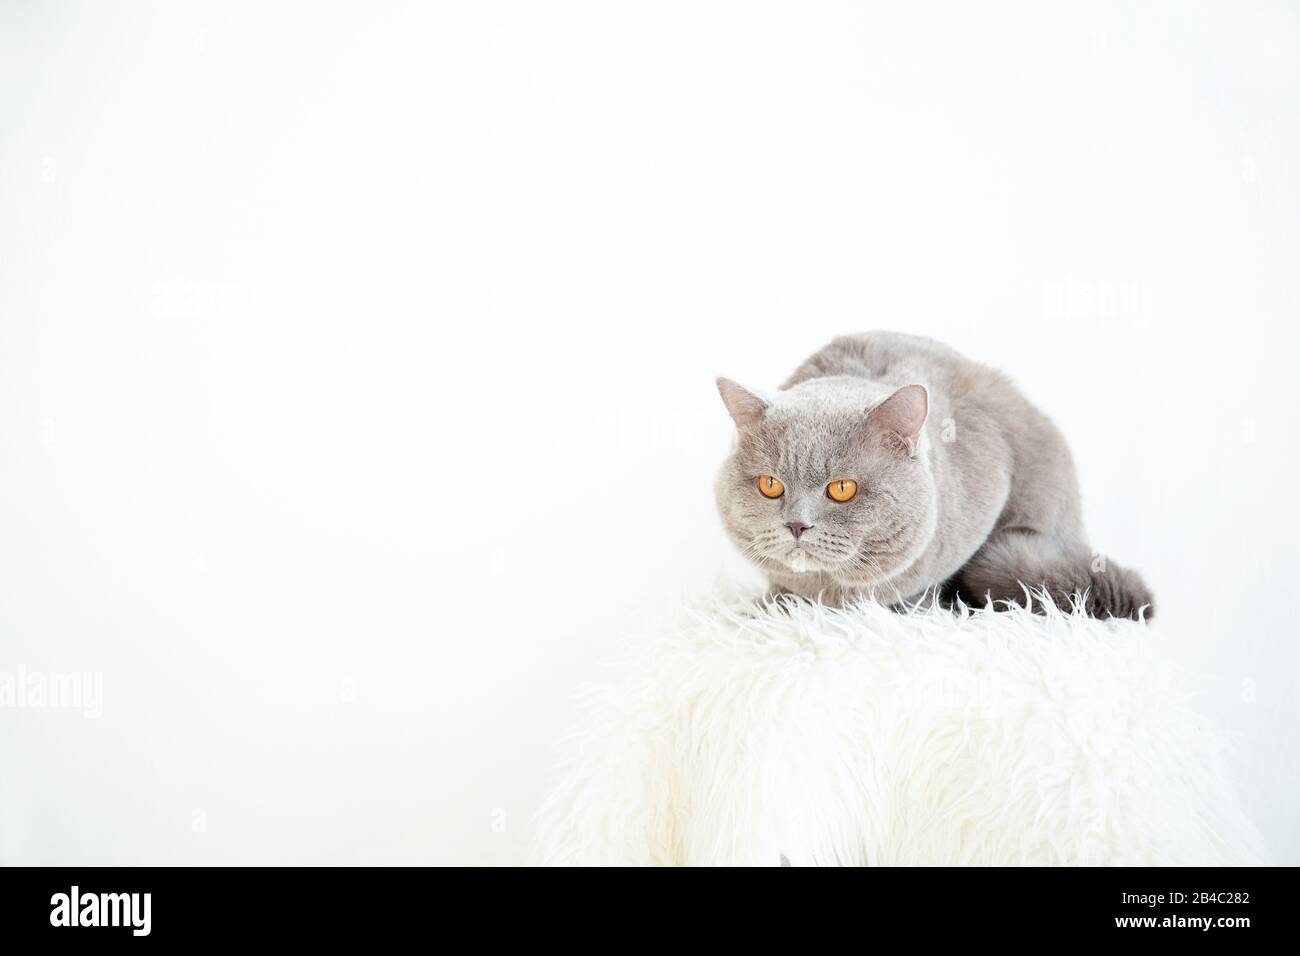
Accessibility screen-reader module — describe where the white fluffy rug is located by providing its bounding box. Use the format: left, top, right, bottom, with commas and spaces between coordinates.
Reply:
531, 592, 1265, 866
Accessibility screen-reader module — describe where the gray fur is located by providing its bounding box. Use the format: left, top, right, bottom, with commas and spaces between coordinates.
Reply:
714, 331, 1154, 619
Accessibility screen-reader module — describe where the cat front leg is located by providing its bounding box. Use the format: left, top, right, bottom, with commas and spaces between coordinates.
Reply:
763, 569, 858, 608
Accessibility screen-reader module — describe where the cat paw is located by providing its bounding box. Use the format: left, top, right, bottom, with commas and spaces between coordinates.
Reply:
1083, 567, 1155, 621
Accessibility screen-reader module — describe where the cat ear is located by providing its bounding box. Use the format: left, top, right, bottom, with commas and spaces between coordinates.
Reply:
715, 377, 769, 429
868, 384, 929, 455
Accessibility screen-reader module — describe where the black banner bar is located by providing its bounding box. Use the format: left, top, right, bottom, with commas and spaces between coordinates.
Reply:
0, 866, 1287, 944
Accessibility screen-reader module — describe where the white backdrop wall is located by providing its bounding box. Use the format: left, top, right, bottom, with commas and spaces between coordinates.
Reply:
1, 1, 1297, 864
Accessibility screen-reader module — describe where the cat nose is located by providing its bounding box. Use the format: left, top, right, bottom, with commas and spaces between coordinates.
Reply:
785, 521, 811, 542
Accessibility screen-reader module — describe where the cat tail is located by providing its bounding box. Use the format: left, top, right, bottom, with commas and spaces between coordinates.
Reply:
957, 529, 1155, 621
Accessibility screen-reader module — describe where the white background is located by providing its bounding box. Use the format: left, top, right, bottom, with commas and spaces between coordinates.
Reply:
2, 1, 1297, 865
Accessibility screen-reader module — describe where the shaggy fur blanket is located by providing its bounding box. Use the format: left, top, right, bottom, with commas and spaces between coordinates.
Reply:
531, 593, 1264, 866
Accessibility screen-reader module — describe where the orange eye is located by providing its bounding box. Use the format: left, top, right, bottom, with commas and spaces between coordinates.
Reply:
757, 475, 785, 499
826, 478, 858, 502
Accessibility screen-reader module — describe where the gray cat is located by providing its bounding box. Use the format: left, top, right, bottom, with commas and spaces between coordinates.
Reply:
715, 331, 1154, 619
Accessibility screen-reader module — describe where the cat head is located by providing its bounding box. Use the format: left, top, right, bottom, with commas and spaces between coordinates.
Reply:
713, 375, 936, 585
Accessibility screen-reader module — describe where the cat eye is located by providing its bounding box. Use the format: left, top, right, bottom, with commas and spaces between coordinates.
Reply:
826, 479, 858, 502
757, 475, 785, 499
